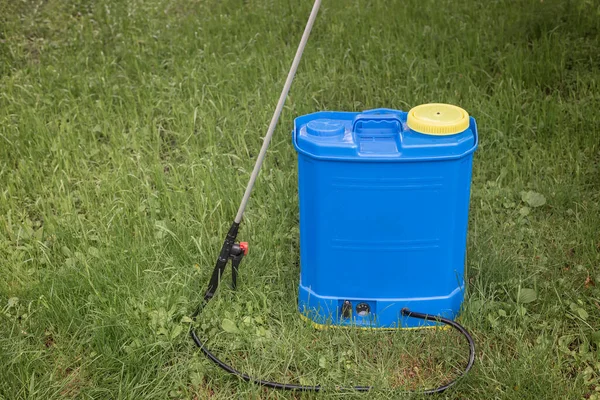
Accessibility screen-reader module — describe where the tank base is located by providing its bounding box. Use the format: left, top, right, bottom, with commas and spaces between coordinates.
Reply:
298, 282, 464, 329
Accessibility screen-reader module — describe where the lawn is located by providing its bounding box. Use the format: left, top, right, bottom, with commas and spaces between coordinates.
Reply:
1, 0, 599, 398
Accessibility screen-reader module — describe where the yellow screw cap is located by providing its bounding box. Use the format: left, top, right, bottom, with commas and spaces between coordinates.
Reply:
407, 103, 470, 135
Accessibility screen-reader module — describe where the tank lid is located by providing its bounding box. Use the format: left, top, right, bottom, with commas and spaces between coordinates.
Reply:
306, 119, 345, 137
407, 103, 470, 135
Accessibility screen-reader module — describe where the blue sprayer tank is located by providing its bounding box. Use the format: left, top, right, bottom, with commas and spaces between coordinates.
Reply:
293, 104, 478, 328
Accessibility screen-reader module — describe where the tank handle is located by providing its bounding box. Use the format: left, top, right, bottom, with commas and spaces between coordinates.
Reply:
352, 114, 402, 135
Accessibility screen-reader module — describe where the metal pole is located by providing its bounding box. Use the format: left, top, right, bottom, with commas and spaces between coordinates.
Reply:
234, 0, 322, 224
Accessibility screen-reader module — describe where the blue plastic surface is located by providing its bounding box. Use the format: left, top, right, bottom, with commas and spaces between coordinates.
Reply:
293, 108, 478, 328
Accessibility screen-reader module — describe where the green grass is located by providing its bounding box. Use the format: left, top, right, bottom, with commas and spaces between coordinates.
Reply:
1, 0, 599, 398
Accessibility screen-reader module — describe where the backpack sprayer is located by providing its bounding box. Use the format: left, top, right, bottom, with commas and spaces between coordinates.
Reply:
190, 0, 476, 394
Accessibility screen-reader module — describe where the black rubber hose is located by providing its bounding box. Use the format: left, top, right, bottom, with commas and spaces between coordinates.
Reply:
190, 303, 475, 394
